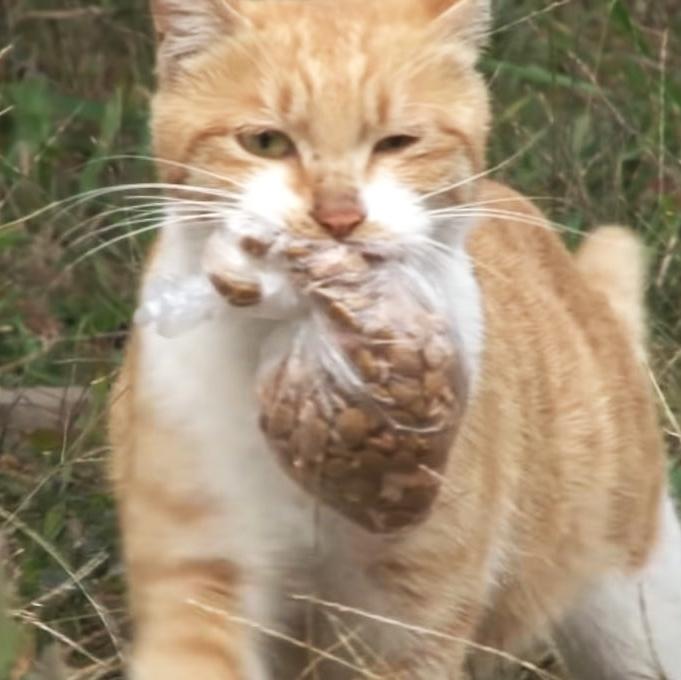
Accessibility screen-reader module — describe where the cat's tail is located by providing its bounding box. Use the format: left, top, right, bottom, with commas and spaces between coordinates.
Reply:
575, 226, 647, 357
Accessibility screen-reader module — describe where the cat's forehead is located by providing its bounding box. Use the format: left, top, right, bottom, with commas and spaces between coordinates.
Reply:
171, 12, 434, 144
209, 10, 450, 127
244, 6, 425, 78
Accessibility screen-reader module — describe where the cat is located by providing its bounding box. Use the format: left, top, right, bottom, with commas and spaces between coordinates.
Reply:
108, 0, 681, 678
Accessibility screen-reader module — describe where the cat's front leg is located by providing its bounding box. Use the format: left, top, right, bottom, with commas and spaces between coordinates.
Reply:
119, 476, 270, 680
110, 374, 273, 680
130, 588, 266, 680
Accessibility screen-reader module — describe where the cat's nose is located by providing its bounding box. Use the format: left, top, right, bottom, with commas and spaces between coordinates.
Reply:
311, 195, 367, 239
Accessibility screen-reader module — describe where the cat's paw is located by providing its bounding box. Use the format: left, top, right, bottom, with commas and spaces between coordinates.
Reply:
202, 228, 301, 319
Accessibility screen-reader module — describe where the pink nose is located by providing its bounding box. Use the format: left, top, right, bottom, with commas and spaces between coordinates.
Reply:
311, 196, 366, 239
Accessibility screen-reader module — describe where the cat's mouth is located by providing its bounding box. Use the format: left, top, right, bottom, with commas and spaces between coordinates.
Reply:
201, 225, 398, 319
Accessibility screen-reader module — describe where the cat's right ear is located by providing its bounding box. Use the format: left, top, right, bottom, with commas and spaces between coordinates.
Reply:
150, 0, 248, 80
423, 0, 491, 51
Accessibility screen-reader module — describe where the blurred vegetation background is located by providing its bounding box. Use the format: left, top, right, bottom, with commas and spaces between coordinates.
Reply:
0, 0, 679, 677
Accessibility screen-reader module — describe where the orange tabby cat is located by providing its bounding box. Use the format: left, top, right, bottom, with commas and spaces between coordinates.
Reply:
108, 0, 681, 678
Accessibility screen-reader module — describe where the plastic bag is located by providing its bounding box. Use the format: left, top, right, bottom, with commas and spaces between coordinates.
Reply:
256, 242, 468, 533
136, 229, 468, 532
134, 274, 221, 338
134, 228, 302, 336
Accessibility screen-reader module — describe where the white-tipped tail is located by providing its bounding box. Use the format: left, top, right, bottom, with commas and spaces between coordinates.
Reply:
575, 226, 647, 357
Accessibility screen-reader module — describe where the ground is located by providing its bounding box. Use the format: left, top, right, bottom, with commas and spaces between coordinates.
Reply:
0, 1, 679, 678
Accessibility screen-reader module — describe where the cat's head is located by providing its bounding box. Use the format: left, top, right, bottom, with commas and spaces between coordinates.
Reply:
149, 0, 491, 246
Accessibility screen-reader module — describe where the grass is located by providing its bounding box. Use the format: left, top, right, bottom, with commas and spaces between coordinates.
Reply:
0, 0, 679, 677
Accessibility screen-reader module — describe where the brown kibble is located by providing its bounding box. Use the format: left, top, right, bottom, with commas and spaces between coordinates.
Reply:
409, 398, 429, 420
299, 400, 319, 427
371, 385, 393, 403
402, 432, 431, 455
268, 403, 295, 437
327, 444, 353, 459
241, 235, 271, 257
361, 248, 386, 264
439, 386, 456, 406
324, 459, 349, 479
298, 416, 329, 461
388, 378, 422, 407
341, 251, 370, 275
327, 301, 362, 331
257, 242, 465, 534
390, 409, 418, 427
343, 292, 373, 311
362, 316, 394, 340
423, 370, 448, 395
368, 431, 396, 453
380, 510, 422, 532
344, 476, 377, 503
360, 451, 389, 476
355, 348, 380, 381
364, 407, 384, 433
284, 242, 316, 259
420, 448, 448, 469
387, 343, 423, 377
423, 337, 449, 369
337, 408, 370, 447
392, 450, 416, 471
307, 248, 367, 280
209, 273, 262, 307
379, 475, 405, 503
402, 486, 436, 512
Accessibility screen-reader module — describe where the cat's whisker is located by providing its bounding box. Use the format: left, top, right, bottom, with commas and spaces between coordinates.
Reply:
2, 182, 242, 232
421, 130, 547, 201
483, 0, 571, 40
425, 195, 566, 215
65, 211, 221, 268
408, 236, 511, 283
59, 199, 233, 246
59, 202, 167, 245
127, 195, 240, 208
430, 208, 584, 237
88, 153, 250, 191
66, 210, 224, 252
429, 207, 551, 222
66, 225, 163, 267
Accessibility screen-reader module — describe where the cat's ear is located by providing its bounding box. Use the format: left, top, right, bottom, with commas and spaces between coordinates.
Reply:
425, 0, 491, 51
150, 0, 248, 79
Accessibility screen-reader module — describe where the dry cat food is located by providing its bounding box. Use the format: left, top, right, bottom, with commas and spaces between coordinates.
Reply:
253, 243, 468, 533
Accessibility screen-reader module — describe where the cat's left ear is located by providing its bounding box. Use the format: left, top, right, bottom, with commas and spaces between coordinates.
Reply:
150, 0, 249, 80
425, 0, 491, 50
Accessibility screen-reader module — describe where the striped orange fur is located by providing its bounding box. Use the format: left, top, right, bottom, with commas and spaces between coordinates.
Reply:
109, 1, 681, 678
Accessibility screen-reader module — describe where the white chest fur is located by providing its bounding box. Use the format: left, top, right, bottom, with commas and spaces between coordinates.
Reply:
134, 215, 485, 639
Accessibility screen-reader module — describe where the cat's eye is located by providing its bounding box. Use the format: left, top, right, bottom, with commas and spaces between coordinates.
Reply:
237, 130, 295, 159
374, 135, 419, 153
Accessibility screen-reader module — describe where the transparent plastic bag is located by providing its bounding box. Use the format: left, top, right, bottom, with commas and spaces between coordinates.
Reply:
136, 230, 468, 532
134, 274, 221, 338
257, 243, 468, 533
134, 227, 301, 337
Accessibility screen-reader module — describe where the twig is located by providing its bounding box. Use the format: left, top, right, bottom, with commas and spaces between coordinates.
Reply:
187, 599, 383, 679
17, 8, 108, 22
0, 507, 123, 661
11, 611, 103, 666
29, 551, 109, 609
638, 584, 670, 680
290, 594, 563, 680
648, 367, 681, 439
